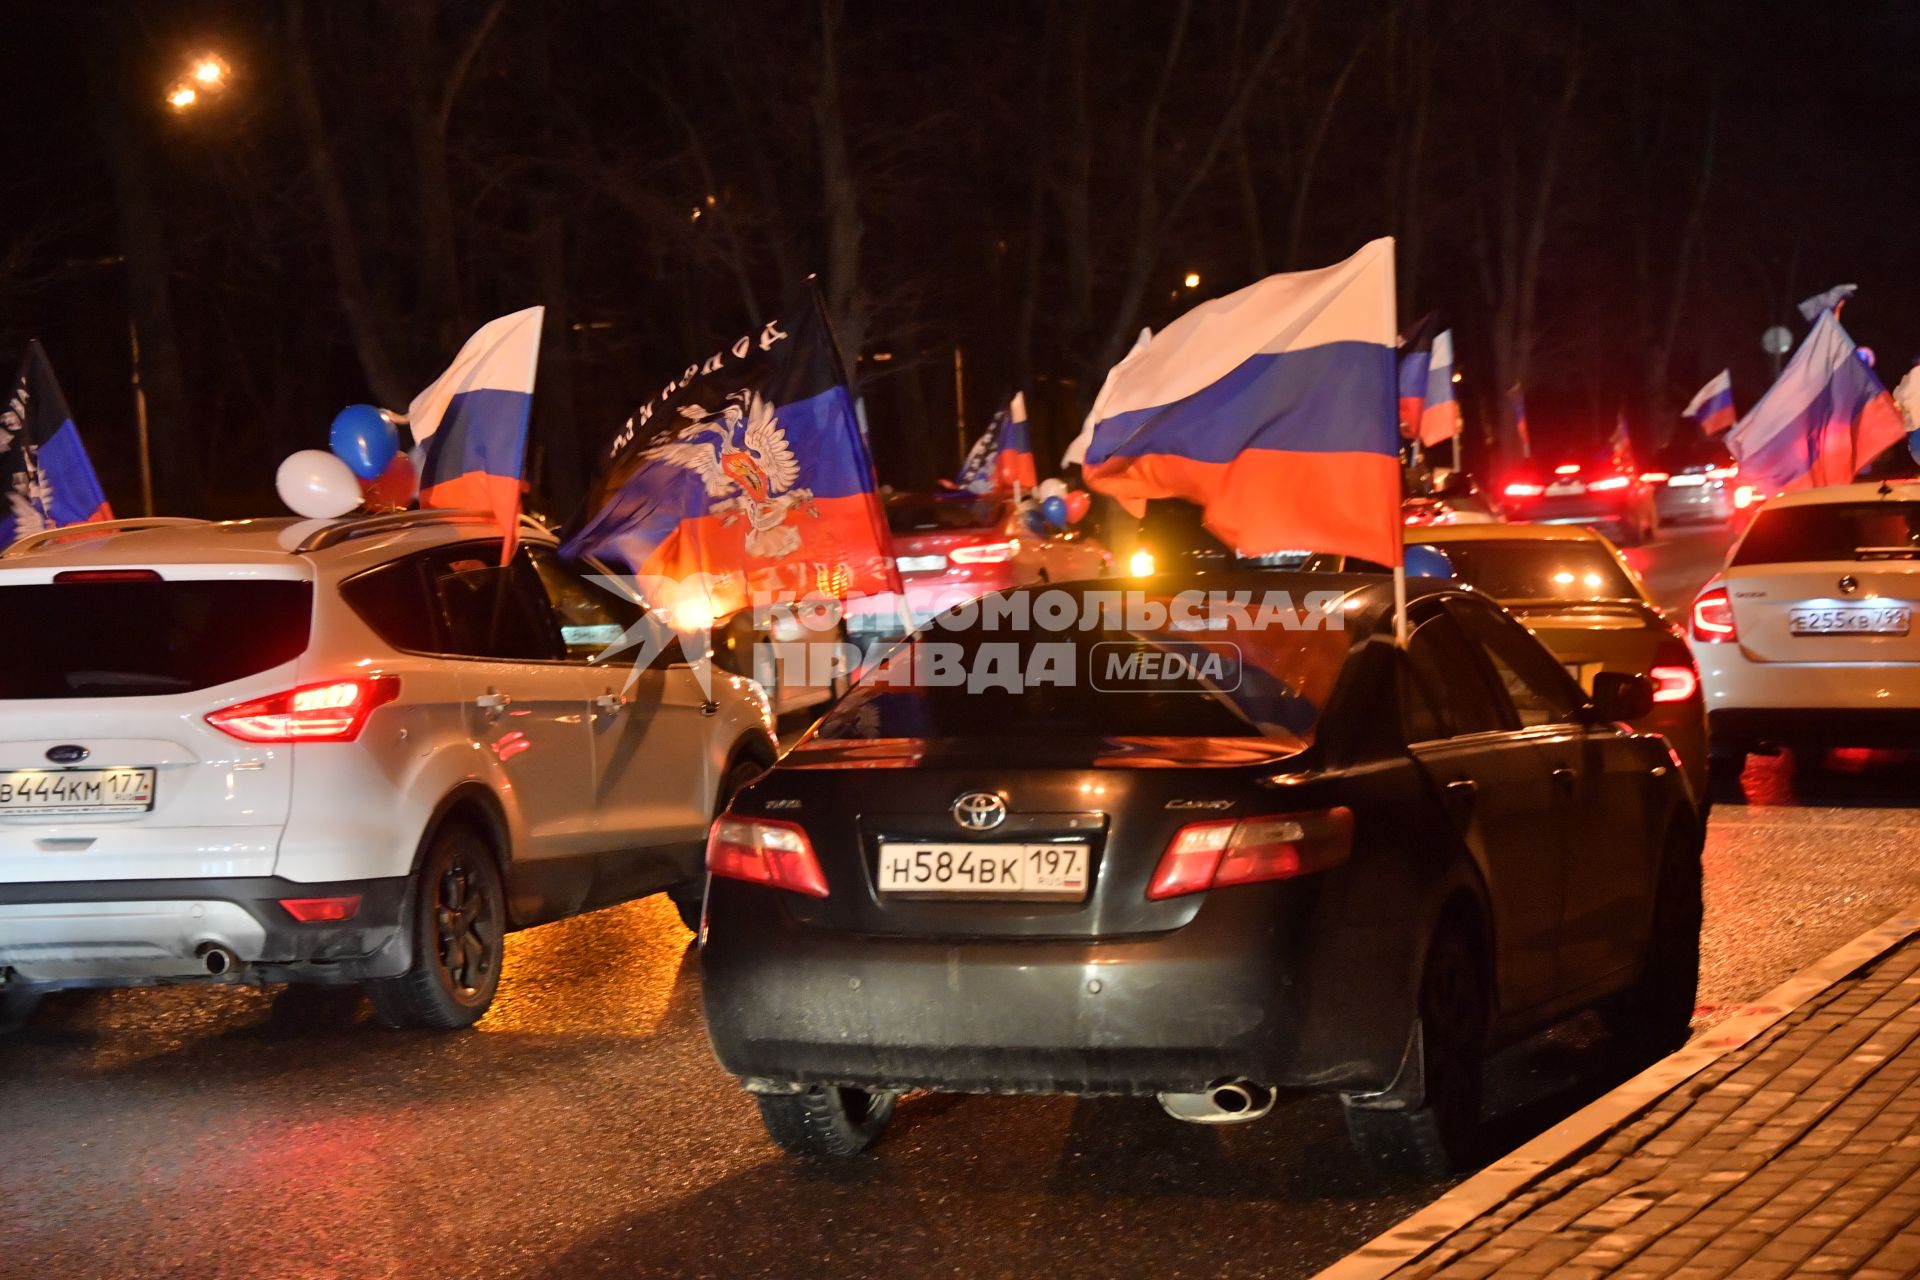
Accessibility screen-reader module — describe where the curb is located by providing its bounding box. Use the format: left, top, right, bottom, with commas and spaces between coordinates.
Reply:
1313, 898, 1920, 1280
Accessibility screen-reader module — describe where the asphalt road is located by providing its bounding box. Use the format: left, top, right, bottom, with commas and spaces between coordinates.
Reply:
7, 525, 1920, 1280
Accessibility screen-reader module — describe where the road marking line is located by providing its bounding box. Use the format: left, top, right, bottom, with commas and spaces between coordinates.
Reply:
1313, 897, 1920, 1280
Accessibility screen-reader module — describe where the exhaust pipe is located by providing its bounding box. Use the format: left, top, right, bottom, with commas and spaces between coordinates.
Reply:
1157, 1078, 1276, 1125
195, 942, 239, 977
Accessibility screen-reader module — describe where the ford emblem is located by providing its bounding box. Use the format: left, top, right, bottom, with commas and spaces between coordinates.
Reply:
45, 744, 89, 764
951, 791, 1008, 832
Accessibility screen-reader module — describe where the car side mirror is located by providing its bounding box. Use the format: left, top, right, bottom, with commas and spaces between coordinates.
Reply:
1589, 670, 1654, 722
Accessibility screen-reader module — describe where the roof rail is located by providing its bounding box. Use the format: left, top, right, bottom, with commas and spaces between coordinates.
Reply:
0, 517, 210, 559
294, 509, 555, 555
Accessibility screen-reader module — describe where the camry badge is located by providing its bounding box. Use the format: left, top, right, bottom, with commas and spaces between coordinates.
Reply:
44, 744, 89, 764
951, 791, 1007, 832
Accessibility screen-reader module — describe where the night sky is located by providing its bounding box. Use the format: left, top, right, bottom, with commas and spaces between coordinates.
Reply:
4, 0, 1918, 519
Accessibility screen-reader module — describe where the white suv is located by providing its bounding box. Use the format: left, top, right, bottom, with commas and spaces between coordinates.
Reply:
0, 511, 776, 1030
1688, 481, 1920, 782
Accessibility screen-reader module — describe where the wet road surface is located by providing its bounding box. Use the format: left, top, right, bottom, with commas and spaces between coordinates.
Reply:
6, 526, 1920, 1280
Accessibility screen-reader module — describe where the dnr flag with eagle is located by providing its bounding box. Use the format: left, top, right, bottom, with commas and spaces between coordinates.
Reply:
561, 296, 898, 615
0, 341, 111, 550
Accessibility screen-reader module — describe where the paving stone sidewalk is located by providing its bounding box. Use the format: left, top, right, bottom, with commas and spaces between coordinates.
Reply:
1387, 935, 1920, 1279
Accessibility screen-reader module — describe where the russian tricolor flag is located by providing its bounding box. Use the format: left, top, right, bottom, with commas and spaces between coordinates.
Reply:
1418, 328, 1459, 446
1397, 314, 1436, 439
1727, 310, 1906, 493
996, 391, 1038, 490
1078, 238, 1401, 565
410, 307, 544, 559
1682, 370, 1736, 438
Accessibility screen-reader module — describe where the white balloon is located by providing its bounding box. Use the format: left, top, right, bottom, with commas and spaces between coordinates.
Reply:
276, 449, 363, 519
1035, 477, 1069, 502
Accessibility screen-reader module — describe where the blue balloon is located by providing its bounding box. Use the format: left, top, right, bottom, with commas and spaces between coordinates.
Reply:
1042, 494, 1070, 529
1023, 508, 1049, 535
1405, 543, 1456, 580
329, 404, 399, 481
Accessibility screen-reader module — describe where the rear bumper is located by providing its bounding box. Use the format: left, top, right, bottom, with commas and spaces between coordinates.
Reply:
1709, 707, 1920, 749
699, 877, 1412, 1098
0, 875, 410, 989
1654, 486, 1732, 523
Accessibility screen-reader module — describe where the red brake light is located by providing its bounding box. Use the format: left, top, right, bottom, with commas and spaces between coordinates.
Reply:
1146, 808, 1353, 900
1639, 471, 1670, 484
279, 896, 362, 923
1690, 587, 1737, 642
1706, 465, 1739, 480
1554, 463, 1582, 476
707, 815, 829, 897
949, 539, 1017, 565
1648, 665, 1699, 703
1733, 485, 1757, 510
1587, 475, 1631, 492
206, 676, 400, 743
1504, 482, 1544, 498
52, 569, 163, 583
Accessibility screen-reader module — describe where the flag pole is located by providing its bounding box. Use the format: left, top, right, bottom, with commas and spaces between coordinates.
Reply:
1393, 562, 1409, 647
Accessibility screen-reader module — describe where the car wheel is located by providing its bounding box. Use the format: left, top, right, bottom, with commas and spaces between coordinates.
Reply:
1603, 826, 1702, 1053
754, 1085, 898, 1157
368, 824, 507, 1031
1343, 921, 1488, 1178
1708, 745, 1746, 799
668, 757, 768, 934
0, 986, 44, 1034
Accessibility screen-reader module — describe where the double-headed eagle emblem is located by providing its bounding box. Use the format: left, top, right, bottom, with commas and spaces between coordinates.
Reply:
645, 390, 817, 559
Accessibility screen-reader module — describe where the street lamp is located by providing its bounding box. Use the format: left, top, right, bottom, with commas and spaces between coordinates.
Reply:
165, 51, 231, 111
1183, 272, 1201, 289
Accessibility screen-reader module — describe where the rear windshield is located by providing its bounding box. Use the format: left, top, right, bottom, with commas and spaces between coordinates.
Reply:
1426, 539, 1638, 602
0, 579, 312, 699
1733, 502, 1920, 565
886, 496, 1004, 534
812, 588, 1354, 746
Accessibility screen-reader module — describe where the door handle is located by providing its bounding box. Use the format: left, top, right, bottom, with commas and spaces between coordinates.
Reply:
474, 689, 512, 712
1551, 766, 1576, 791
1445, 778, 1478, 804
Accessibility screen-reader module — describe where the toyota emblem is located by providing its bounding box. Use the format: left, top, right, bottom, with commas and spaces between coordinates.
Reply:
1838, 574, 1860, 595
44, 744, 89, 764
951, 791, 1008, 832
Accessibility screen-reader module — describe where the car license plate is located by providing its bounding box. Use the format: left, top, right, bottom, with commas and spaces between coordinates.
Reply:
0, 767, 156, 815
896, 554, 948, 573
876, 841, 1089, 899
1789, 605, 1912, 636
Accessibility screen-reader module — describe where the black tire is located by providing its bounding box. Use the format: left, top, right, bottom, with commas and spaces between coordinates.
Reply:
368, 824, 507, 1031
754, 1085, 898, 1157
1344, 921, 1489, 1179
1708, 745, 1746, 799
0, 987, 44, 1034
668, 757, 768, 934
1604, 827, 1703, 1053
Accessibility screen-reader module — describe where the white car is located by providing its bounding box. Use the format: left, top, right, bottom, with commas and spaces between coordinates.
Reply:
0, 511, 776, 1031
1687, 481, 1920, 782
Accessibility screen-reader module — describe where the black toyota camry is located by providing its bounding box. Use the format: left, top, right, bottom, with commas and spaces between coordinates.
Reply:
699, 573, 1703, 1175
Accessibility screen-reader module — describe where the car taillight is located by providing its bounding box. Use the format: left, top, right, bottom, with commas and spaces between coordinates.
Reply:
949, 539, 1018, 565
1706, 465, 1738, 480
1146, 807, 1354, 900
1648, 665, 1699, 703
1554, 463, 1582, 475
1639, 471, 1670, 484
52, 569, 164, 583
707, 815, 829, 897
1733, 485, 1757, 509
1504, 482, 1544, 498
206, 676, 401, 743
1690, 587, 1737, 643
279, 896, 362, 923
1587, 475, 1631, 492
